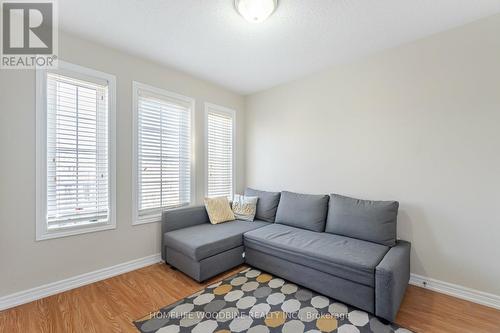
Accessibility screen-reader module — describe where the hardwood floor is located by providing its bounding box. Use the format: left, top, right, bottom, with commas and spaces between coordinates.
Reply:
396, 284, 500, 332
1, 264, 499, 332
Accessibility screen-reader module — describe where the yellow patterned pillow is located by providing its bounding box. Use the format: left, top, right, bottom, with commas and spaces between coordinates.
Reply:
204, 196, 235, 224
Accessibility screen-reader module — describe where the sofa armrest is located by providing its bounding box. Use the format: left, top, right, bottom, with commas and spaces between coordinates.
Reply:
161, 205, 209, 260
375, 240, 411, 321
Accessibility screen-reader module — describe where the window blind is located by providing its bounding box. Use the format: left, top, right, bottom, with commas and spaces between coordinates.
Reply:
136, 90, 192, 221
46, 73, 110, 229
207, 110, 234, 199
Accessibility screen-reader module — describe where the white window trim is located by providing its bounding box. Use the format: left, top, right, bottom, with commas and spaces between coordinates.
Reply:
35, 60, 117, 241
132, 81, 196, 225
204, 102, 236, 199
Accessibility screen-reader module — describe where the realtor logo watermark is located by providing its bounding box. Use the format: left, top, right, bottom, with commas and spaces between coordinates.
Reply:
1, 0, 58, 69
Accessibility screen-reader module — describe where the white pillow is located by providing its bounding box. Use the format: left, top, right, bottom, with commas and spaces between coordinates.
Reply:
232, 194, 258, 221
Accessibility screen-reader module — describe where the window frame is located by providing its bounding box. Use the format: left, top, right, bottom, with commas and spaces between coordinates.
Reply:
131, 81, 196, 225
35, 60, 117, 241
204, 102, 236, 199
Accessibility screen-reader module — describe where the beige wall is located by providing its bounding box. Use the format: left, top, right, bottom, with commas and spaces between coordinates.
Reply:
245, 15, 500, 295
0, 32, 245, 296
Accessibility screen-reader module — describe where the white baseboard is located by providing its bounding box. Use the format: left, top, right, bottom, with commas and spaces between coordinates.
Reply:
0, 253, 162, 311
409, 273, 500, 310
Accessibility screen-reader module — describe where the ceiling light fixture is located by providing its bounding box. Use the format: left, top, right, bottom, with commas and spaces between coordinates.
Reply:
235, 0, 278, 23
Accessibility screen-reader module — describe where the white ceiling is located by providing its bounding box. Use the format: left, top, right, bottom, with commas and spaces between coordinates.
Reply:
59, 0, 500, 95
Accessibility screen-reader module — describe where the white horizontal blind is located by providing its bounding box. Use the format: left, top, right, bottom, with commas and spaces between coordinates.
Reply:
46, 73, 109, 229
207, 109, 234, 199
137, 91, 192, 220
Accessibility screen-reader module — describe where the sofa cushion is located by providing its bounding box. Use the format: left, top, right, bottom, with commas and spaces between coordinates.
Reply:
325, 194, 399, 246
275, 191, 329, 232
164, 220, 269, 261
244, 224, 389, 287
245, 188, 281, 222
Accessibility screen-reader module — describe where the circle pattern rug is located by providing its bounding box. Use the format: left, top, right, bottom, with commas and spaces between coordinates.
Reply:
134, 268, 413, 333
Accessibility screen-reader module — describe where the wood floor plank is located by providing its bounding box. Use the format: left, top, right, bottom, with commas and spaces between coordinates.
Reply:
1, 263, 499, 332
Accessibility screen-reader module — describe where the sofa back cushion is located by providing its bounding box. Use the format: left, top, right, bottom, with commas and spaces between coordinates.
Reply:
275, 191, 329, 232
244, 188, 281, 222
325, 194, 399, 246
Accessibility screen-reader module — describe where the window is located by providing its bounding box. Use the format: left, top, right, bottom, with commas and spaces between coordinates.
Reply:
205, 103, 235, 199
132, 82, 194, 225
36, 61, 116, 240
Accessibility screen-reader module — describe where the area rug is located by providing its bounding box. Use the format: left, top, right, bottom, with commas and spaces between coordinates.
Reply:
134, 267, 412, 333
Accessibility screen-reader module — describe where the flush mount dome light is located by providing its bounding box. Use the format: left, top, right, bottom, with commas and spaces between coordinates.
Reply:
235, 0, 278, 23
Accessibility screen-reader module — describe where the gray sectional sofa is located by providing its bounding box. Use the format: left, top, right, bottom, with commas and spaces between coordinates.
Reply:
161, 188, 410, 321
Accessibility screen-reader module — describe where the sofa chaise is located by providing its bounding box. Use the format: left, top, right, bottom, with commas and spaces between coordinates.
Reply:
161, 188, 410, 321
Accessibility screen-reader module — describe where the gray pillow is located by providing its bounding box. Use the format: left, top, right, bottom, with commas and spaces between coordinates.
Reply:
325, 194, 399, 246
275, 191, 329, 232
244, 188, 281, 222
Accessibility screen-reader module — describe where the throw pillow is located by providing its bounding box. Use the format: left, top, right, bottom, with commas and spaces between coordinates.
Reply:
204, 196, 235, 224
232, 194, 258, 221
